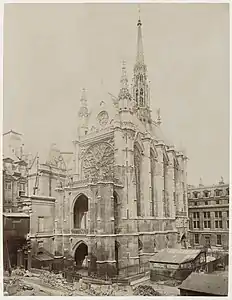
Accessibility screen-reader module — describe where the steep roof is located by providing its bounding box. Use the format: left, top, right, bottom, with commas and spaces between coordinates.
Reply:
178, 272, 228, 296
3, 129, 22, 136
150, 248, 202, 264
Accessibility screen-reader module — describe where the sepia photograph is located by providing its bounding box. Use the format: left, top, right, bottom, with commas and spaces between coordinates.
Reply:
2, 2, 230, 297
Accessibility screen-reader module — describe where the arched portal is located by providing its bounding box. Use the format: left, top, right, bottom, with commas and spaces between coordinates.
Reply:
181, 234, 187, 249
73, 194, 88, 229
74, 242, 88, 268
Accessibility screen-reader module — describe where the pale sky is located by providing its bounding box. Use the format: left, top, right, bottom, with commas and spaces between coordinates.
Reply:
3, 3, 229, 186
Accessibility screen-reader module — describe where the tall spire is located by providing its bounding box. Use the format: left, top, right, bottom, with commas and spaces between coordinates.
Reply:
132, 7, 151, 123
136, 5, 144, 65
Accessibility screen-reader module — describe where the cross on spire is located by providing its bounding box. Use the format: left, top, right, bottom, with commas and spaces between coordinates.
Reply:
138, 4, 141, 23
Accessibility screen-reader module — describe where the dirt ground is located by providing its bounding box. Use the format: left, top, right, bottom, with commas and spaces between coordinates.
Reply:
3, 268, 180, 296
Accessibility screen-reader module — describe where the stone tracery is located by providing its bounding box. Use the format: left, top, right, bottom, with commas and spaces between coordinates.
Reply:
82, 142, 114, 182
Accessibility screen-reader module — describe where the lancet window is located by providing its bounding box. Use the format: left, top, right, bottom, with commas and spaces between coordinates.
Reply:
163, 154, 169, 217
135, 89, 139, 105
140, 88, 144, 106
134, 145, 142, 216
150, 149, 156, 216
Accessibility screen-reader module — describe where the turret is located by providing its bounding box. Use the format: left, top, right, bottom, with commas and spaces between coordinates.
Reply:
132, 15, 151, 124
77, 88, 89, 137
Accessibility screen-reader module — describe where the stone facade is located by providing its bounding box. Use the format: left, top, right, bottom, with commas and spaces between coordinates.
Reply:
22, 17, 189, 277
188, 179, 229, 250
3, 130, 28, 213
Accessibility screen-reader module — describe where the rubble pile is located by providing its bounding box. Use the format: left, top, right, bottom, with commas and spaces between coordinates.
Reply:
11, 268, 26, 277
38, 271, 74, 293
4, 268, 135, 296
87, 284, 115, 296
133, 285, 161, 296
78, 279, 132, 296
3, 276, 36, 296
3, 277, 21, 295
11, 268, 39, 278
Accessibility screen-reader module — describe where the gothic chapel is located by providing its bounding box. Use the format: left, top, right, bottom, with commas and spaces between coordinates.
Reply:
30, 16, 189, 277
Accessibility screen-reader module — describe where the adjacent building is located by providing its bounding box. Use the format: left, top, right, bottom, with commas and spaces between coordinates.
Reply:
3, 212, 30, 271
2, 130, 37, 271
178, 271, 228, 296
3, 130, 28, 213
188, 179, 229, 250
150, 248, 206, 282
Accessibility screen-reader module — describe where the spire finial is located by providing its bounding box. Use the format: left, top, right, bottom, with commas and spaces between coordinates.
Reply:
120, 60, 128, 90
199, 177, 203, 187
156, 108, 162, 126
138, 4, 141, 25
118, 60, 131, 102
219, 176, 224, 184
80, 88, 87, 105
79, 88, 88, 117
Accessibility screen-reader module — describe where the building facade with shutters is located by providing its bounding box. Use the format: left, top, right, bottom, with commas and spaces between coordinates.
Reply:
188, 179, 229, 250
3, 130, 28, 213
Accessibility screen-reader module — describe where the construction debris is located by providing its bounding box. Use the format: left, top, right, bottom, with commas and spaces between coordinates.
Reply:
3, 268, 135, 296
38, 270, 74, 292
133, 285, 161, 296
3, 276, 36, 296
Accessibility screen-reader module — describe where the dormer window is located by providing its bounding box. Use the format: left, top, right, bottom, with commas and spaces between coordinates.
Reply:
215, 189, 222, 197
193, 191, 198, 199
20, 183, 25, 191
203, 191, 210, 198
5, 182, 12, 190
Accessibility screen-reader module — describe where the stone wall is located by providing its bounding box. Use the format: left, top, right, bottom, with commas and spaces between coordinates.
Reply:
29, 195, 55, 255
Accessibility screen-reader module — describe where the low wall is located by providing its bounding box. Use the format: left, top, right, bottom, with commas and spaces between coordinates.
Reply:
150, 266, 192, 282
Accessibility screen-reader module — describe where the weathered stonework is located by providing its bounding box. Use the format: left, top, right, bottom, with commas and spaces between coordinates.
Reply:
24, 16, 189, 278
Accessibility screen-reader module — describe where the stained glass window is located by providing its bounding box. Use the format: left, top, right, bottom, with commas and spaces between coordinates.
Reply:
150, 150, 155, 216
134, 145, 142, 216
